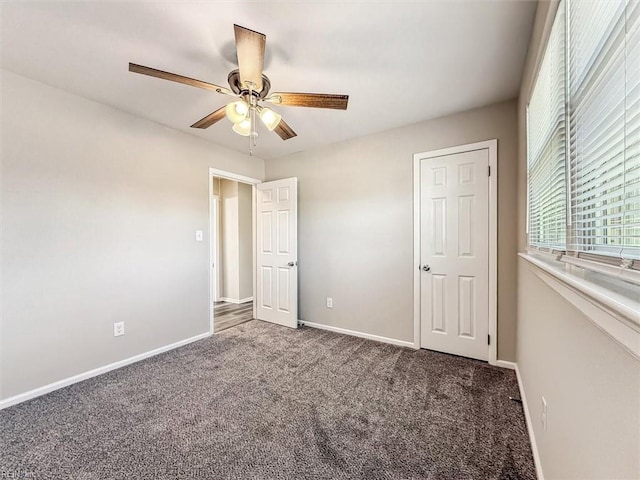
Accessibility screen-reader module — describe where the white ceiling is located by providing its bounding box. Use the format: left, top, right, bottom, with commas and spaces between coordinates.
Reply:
1, 1, 537, 160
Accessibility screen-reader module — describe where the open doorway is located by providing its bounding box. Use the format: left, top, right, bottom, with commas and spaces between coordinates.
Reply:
209, 168, 260, 333
208, 167, 299, 334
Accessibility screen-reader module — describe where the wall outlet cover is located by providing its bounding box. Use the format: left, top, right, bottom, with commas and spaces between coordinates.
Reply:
113, 322, 125, 337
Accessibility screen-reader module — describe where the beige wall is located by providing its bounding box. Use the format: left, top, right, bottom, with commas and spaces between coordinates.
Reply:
516, 2, 640, 478
220, 179, 241, 301
238, 182, 253, 300
0, 70, 264, 400
517, 263, 640, 479
266, 99, 519, 359
219, 179, 252, 302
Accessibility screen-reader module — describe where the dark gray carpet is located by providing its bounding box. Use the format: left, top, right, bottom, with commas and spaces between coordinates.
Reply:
1, 321, 535, 479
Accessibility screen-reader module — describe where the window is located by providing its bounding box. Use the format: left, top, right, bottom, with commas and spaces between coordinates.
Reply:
527, 0, 640, 272
527, 4, 566, 251
569, 0, 640, 260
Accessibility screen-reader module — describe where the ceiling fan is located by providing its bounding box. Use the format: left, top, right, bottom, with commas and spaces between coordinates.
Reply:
129, 24, 349, 154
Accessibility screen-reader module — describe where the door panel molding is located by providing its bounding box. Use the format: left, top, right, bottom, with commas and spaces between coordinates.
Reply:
256, 177, 298, 328
413, 139, 498, 365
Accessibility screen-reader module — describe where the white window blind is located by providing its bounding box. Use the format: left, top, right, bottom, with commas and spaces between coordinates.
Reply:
568, 0, 640, 260
527, 4, 566, 250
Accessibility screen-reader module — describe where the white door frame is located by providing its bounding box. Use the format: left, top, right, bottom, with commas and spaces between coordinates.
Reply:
211, 194, 221, 302
412, 139, 498, 365
208, 167, 261, 334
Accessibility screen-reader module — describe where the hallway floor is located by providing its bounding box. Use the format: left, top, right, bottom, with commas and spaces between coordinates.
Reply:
214, 301, 253, 332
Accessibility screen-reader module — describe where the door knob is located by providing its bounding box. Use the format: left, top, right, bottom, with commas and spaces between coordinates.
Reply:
288, 261, 297, 267
422, 265, 431, 272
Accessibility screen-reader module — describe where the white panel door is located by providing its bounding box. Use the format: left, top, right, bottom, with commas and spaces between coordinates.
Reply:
256, 177, 298, 328
420, 149, 489, 360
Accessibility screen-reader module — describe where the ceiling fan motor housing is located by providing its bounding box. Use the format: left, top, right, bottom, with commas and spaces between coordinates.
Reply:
227, 69, 271, 99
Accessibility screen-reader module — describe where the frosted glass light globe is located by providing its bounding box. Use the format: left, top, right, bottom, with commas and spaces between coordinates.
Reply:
232, 118, 252, 136
225, 101, 249, 124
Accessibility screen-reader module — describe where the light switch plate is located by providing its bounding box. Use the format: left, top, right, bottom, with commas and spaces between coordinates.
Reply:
195, 230, 203, 242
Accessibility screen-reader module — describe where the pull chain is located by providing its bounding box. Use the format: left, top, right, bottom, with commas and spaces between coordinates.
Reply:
248, 84, 253, 156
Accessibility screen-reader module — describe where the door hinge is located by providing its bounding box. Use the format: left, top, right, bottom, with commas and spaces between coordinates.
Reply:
488, 334, 491, 345
487, 166, 491, 177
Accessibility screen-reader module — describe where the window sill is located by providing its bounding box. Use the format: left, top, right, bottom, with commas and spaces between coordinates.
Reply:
519, 252, 640, 360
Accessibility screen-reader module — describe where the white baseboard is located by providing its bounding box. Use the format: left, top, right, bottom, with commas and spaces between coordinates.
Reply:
515, 363, 544, 480
495, 360, 517, 370
0, 331, 211, 411
299, 321, 414, 349
219, 296, 253, 305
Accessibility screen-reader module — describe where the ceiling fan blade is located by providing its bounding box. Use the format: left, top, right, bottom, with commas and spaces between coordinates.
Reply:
267, 92, 349, 110
129, 63, 232, 95
273, 118, 297, 141
234, 25, 266, 92
190, 106, 227, 129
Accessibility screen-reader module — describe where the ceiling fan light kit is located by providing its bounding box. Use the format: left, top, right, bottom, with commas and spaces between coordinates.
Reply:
232, 118, 252, 137
129, 24, 349, 155
258, 106, 282, 131
225, 100, 249, 124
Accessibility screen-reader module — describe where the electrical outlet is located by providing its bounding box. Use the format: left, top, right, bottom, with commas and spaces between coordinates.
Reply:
113, 321, 125, 337
326, 297, 333, 308
541, 396, 548, 432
